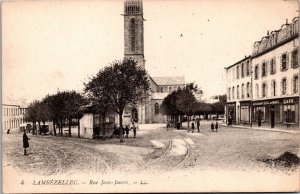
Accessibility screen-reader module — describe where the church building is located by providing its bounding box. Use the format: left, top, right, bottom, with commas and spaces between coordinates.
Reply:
121, 0, 185, 124
79, 0, 185, 138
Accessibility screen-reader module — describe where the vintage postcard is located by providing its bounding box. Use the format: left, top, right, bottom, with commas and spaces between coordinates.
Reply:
2, 0, 300, 193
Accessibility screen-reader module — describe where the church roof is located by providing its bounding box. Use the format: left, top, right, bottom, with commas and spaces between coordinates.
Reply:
151, 76, 185, 86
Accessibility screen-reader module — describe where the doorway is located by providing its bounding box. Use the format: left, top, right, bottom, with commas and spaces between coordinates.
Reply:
271, 106, 275, 128
258, 110, 262, 127
131, 108, 138, 123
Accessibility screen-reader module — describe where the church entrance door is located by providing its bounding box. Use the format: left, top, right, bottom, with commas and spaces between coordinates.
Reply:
131, 108, 138, 123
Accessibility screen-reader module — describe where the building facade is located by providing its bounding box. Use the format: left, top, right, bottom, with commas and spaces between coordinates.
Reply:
225, 56, 252, 125
2, 104, 27, 133
225, 17, 299, 129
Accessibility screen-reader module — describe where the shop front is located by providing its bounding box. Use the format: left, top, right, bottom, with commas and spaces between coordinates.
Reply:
252, 97, 299, 128
226, 102, 236, 125
240, 101, 251, 124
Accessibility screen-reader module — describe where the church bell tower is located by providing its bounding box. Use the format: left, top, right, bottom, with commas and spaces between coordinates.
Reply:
124, 0, 145, 70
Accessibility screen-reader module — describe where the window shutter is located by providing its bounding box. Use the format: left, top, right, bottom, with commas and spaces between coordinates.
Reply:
265, 61, 268, 75
286, 52, 289, 69
280, 55, 283, 71
274, 57, 276, 73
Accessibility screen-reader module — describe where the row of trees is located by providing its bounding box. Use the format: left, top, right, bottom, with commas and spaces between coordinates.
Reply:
25, 91, 86, 137
25, 59, 149, 142
161, 83, 226, 129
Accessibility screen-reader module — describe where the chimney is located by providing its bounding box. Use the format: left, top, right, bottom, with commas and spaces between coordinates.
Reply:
286, 19, 288, 24
267, 30, 269, 35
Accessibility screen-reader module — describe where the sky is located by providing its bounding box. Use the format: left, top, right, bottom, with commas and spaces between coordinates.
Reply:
2, 0, 298, 103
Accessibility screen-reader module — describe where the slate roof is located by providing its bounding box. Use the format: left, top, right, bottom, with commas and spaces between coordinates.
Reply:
151, 76, 185, 86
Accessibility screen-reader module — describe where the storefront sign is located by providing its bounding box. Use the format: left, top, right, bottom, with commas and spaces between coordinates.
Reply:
253, 99, 280, 106
240, 102, 251, 106
283, 98, 294, 104
227, 103, 235, 107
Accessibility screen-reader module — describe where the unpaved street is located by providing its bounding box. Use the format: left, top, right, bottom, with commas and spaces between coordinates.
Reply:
3, 121, 300, 177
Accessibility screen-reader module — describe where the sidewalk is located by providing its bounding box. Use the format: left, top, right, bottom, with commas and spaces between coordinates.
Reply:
221, 123, 300, 134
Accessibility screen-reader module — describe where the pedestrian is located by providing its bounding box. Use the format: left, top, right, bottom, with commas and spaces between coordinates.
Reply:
7, 129, 10, 134
121, 125, 125, 137
132, 122, 137, 138
125, 125, 129, 138
23, 131, 30, 155
196, 119, 200, 132
166, 120, 170, 131
215, 121, 218, 132
211, 122, 214, 132
191, 122, 195, 133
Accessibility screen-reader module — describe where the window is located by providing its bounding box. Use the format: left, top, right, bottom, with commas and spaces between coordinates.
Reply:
241, 84, 244, 98
270, 58, 276, 74
131, 37, 135, 52
261, 62, 267, 77
241, 63, 244, 78
236, 65, 239, 79
271, 80, 276, 96
169, 87, 172, 93
154, 103, 159, 114
281, 78, 287, 95
237, 85, 240, 99
284, 105, 295, 123
246, 61, 250, 76
255, 84, 259, 98
293, 75, 299, 93
232, 86, 235, 99
160, 87, 163, 93
228, 88, 231, 100
246, 82, 250, 98
262, 82, 267, 97
281, 53, 288, 71
291, 49, 298, 68
130, 19, 136, 52
254, 65, 259, 79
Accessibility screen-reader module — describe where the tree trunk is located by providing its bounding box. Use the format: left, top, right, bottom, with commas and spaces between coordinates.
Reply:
77, 118, 80, 138
102, 113, 106, 140
60, 118, 63, 136
119, 113, 124, 142
53, 120, 56, 136
187, 110, 190, 129
68, 118, 71, 137
38, 121, 41, 135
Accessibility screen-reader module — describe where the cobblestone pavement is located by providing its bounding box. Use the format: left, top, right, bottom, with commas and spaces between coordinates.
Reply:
3, 121, 300, 177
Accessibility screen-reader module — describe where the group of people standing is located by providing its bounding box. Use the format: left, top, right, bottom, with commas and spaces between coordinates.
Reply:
189, 119, 201, 133
114, 121, 137, 138
167, 118, 220, 133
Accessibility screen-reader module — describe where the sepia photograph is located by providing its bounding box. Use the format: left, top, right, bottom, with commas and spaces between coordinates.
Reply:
2, 0, 300, 193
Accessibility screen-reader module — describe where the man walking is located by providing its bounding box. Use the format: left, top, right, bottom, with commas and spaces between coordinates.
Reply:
23, 131, 30, 155
215, 121, 218, 132
196, 119, 200, 132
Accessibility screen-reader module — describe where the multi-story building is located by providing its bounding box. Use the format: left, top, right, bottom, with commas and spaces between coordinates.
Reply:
225, 56, 252, 125
2, 103, 27, 133
225, 16, 299, 129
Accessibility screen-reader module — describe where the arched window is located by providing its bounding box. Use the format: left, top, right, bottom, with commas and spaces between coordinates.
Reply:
130, 19, 136, 51
155, 103, 159, 114
169, 86, 172, 93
